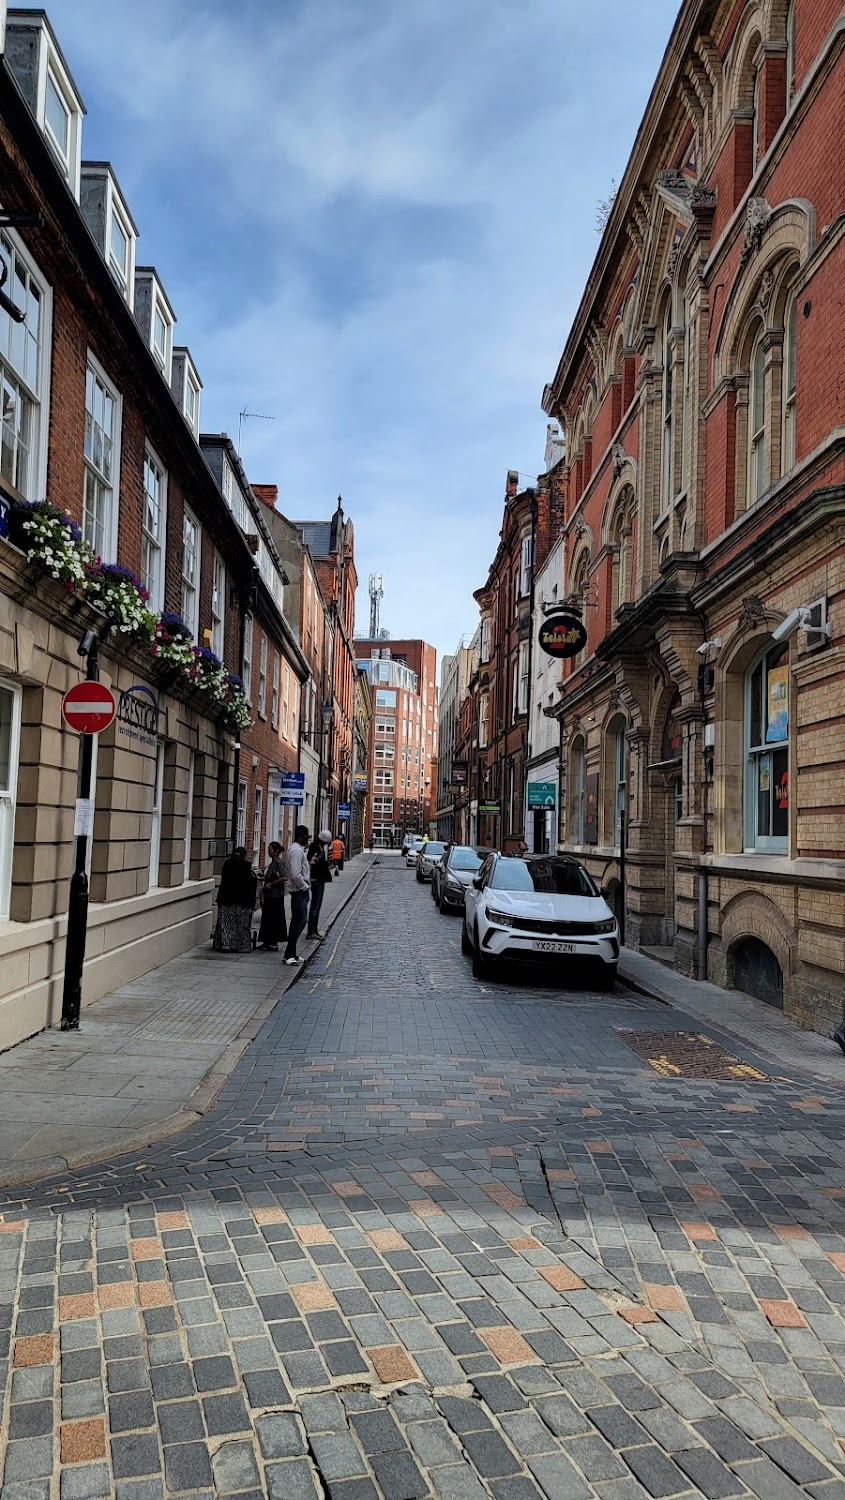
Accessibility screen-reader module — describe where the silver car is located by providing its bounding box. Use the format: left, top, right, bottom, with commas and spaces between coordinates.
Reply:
405, 838, 424, 867
415, 840, 446, 883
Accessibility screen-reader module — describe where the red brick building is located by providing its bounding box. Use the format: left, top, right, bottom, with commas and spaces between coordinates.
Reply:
542, 0, 845, 1027
472, 470, 565, 852
355, 638, 438, 845
296, 504, 358, 834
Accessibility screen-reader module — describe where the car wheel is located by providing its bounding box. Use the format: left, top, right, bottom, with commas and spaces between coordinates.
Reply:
461, 920, 472, 955
416, 870, 424, 883
595, 964, 617, 991
438, 895, 450, 915
472, 924, 491, 979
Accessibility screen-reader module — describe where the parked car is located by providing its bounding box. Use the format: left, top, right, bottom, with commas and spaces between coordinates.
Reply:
401, 833, 420, 856
405, 837, 425, 867
432, 845, 487, 912
416, 840, 446, 882
462, 853, 619, 986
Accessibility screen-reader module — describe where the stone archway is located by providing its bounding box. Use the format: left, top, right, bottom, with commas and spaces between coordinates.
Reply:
716, 890, 796, 1002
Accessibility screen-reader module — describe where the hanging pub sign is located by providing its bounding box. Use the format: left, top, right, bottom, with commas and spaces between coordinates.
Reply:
538, 611, 588, 659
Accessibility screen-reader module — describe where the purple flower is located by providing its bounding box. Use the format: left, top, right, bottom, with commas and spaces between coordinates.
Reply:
193, 646, 223, 670
159, 611, 192, 638
98, 562, 143, 589
226, 673, 245, 693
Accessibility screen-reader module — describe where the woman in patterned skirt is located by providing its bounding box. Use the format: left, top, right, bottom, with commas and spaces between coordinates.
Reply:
213, 847, 257, 951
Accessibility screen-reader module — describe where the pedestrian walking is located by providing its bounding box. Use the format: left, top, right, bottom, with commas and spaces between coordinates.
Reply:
307, 829, 333, 938
368, 831, 374, 853
212, 847, 257, 952
283, 824, 311, 965
331, 834, 344, 873
257, 841, 287, 951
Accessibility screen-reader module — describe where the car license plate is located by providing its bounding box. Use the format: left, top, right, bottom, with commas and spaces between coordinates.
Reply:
532, 940, 575, 953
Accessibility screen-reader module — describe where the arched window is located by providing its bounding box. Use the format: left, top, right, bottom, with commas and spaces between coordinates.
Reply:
570, 736, 587, 843
782, 291, 797, 473
745, 641, 789, 851
570, 552, 591, 663
609, 489, 634, 614
660, 301, 674, 511
786, 0, 797, 105
748, 326, 766, 503
661, 690, 682, 764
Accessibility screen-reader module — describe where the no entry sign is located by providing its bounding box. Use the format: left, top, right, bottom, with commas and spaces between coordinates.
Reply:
61, 681, 116, 734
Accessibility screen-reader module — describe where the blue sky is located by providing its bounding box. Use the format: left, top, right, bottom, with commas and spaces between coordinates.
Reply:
48, 0, 677, 668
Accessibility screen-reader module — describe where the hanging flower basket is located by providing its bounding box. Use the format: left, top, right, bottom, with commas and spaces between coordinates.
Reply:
222, 674, 253, 733
86, 562, 157, 638
18, 499, 93, 591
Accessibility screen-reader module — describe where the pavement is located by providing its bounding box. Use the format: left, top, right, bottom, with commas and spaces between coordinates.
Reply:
0, 854, 377, 1186
2, 859, 845, 1498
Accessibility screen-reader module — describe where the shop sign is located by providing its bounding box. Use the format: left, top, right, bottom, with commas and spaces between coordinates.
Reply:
480, 800, 501, 816
353, 774, 368, 794
0, 495, 9, 539
117, 683, 159, 746
451, 762, 468, 787
538, 611, 588, 659
527, 780, 557, 809
338, 801, 352, 821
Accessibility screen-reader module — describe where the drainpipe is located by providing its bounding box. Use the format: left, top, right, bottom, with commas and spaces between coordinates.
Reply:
689, 594, 710, 982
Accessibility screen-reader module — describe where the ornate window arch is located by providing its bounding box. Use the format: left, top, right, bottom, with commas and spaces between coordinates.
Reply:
601, 711, 628, 846
606, 486, 635, 614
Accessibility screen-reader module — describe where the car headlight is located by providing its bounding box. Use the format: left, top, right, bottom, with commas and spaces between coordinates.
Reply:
446, 878, 462, 892
594, 918, 616, 933
486, 907, 514, 927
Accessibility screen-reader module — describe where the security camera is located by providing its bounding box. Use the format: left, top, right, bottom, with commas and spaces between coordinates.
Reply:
77, 628, 97, 657
771, 607, 806, 643
696, 637, 721, 656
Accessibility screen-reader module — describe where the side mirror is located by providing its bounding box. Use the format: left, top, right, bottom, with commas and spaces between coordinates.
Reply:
472, 875, 483, 890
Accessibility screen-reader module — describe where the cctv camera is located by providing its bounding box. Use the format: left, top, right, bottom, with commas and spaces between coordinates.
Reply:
77, 628, 97, 657
771, 607, 805, 644
696, 637, 722, 656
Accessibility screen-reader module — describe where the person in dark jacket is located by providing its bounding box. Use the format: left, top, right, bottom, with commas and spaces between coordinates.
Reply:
307, 829, 333, 939
213, 848, 257, 951
257, 841, 287, 950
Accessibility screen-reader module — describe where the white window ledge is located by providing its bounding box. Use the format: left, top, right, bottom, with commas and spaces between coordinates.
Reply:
701, 853, 845, 882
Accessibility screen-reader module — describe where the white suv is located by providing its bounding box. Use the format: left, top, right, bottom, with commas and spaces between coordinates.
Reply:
463, 853, 619, 987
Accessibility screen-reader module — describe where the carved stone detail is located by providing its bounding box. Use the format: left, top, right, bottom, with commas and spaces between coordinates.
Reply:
757, 268, 775, 314
740, 198, 772, 265
738, 595, 766, 631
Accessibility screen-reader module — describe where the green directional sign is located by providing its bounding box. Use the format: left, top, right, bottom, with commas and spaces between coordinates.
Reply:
479, 801, 501, 816
527, 781, 557, 809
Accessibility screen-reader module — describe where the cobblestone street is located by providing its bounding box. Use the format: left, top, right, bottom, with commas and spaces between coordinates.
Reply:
3, 858, 845, 1499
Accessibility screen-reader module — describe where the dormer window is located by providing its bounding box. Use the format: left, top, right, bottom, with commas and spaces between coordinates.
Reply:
152, 301, 168, 371
80, 165, 137, 304
133, 269, 175, 383
44, 70, 70, 165
5, 15, 85, 198
170, 348, 202, 436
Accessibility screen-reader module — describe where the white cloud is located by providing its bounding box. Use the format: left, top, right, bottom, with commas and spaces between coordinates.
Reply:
47, 0, 676, 663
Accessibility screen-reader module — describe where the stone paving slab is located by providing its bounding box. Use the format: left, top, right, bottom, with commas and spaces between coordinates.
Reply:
1, 862, 845, 1497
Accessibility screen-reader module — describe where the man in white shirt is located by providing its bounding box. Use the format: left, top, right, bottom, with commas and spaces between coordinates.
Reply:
284, 825, 311, 965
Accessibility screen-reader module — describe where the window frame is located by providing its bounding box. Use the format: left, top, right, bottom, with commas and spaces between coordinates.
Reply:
210, 551, 225, 660
83, 353, 122, 563
519, 535, 533, 597
271, 651, 280, 731
282, 660, 290, 738
43, 64, 72, 177
782, 292, 797, 474
151, 293, 172, 378
236, 779, 247, 848
614, 725, 627, 846
148, 741, 165, 889
0, 230, 50, 505
748, 329, 767, 505
0, 678, 22, 921
258, 634, 268, 719
180, 505, 201, 637
242, 613, 253, 701
141, 444, 167, 612
252, 785, 263, 859
660, 301, 674, 512
744, 642, 789, 853
571, 738, 587, 844
107, 198, 134, 297
786, 0, 797, 104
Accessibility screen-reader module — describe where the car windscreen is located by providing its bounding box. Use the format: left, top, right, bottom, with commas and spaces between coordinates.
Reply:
490, 858, 598, 896
448, 848, 483, 871
424, 843, 445, 857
